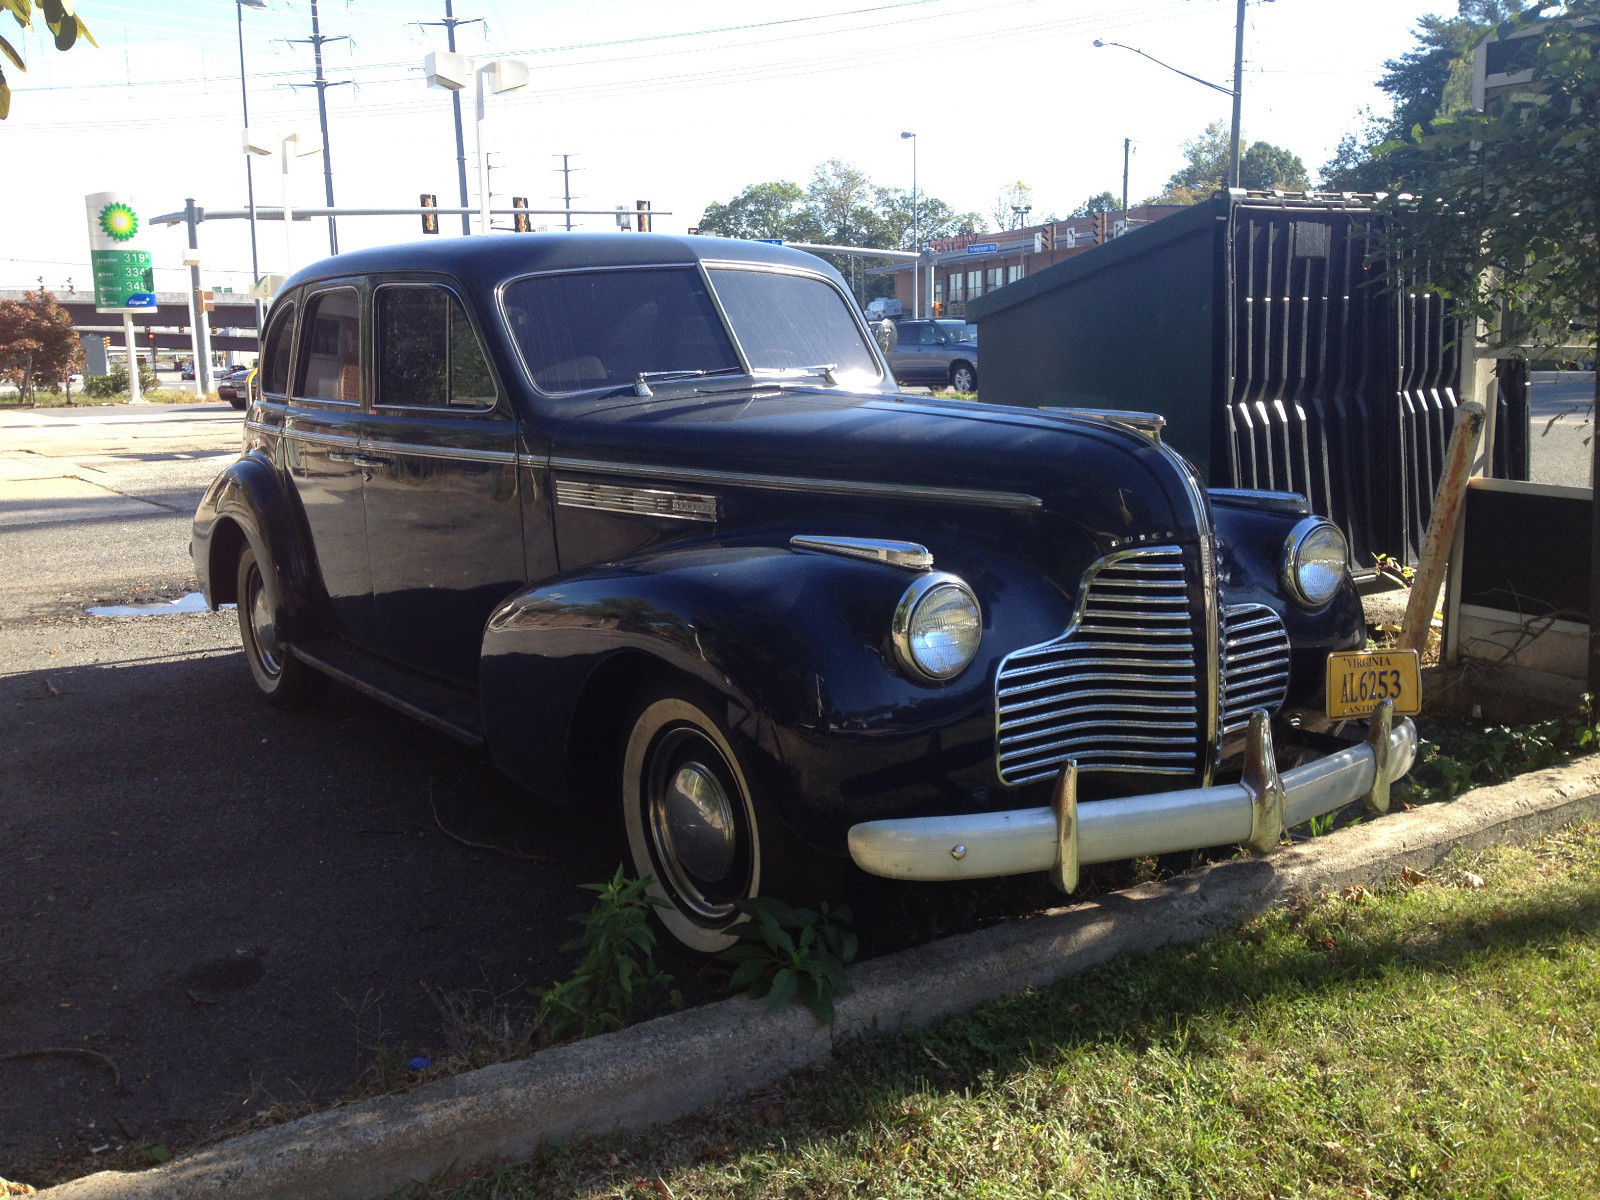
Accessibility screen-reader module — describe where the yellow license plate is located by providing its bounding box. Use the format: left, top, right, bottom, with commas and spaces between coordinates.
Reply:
1326, 649, 1421, 719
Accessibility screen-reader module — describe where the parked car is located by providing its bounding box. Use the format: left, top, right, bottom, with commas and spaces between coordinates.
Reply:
885, 318, 979, 392
192, 234, 1417, 952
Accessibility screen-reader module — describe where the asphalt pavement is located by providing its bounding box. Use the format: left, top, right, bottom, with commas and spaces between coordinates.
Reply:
0, 403, 617, 1185
1527, 370, 1595, 488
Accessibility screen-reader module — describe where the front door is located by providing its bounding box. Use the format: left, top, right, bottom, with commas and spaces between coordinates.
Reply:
362, 281, 525, 686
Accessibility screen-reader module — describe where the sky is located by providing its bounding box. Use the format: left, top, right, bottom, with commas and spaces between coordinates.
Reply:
0, 0, 1456, 297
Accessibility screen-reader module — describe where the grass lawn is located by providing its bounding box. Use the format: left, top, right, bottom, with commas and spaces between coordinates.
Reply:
420, 822, 1600, 1199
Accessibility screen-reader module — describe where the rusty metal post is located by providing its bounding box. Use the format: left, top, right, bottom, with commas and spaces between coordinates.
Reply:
1398, 401, 1486, 653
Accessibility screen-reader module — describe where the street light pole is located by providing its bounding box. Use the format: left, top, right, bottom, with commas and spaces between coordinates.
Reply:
1228, 0, 1246, 188
235, 0, 267, 336
901, 130, 917, 318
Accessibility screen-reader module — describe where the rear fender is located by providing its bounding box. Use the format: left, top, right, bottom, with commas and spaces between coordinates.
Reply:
192, 452, 317, 632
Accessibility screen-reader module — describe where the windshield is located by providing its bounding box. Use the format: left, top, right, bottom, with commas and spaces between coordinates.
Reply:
934, 321, 978, 344
502, 267, 740, 394
707, 267, 880, 383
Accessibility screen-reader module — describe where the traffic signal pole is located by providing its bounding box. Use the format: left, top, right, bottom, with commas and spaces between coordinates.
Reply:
184, 198, 215, 396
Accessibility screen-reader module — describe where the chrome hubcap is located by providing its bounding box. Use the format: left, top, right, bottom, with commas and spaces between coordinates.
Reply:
247, 568, 282, 677
645, 728, 745, 921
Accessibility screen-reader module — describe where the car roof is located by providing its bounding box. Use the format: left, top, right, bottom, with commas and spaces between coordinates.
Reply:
281, 232, 845, 296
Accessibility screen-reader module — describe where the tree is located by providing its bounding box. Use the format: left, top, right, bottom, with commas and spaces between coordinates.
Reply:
1069, 192, 1121, 218
0, 290, 82, 402
1320, 2, 1523, 190
874, 188, 984, 249
991, 181, 1035, 229
1, 1, 97, 120
696, 181, 821, 242
1154, 122, 1309, 202
1373, 3, 1597, 676
695, 163, 985, 303
1239, 143, 1310, 191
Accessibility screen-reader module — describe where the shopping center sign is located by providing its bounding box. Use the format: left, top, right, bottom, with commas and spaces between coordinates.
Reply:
85, 191, 157, 312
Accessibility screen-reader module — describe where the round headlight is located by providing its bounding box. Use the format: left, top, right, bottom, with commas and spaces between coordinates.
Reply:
892, 573, 983, 682
1282, 518, 1349, 608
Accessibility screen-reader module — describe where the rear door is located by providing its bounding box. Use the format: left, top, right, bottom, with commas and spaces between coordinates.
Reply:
281, 281, 379, 645
362, 280, 525, 686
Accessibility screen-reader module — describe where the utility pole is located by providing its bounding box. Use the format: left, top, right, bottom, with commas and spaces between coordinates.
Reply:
1228, 0, 1246, 188
553, 153, 581, 230
417, 0, 483, 236
289, 0, 350, 255
1122, 137, 1131, 213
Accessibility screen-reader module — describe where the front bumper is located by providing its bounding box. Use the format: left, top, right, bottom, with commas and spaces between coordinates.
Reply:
848, 703, 1417, 889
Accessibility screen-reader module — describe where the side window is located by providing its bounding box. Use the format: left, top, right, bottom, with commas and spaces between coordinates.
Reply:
259, 301, 295, 395
376, 285, 498, 409
295, 287, 361, 403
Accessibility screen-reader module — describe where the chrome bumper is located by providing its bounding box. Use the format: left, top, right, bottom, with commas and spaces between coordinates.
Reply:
848, 703, 1417, 889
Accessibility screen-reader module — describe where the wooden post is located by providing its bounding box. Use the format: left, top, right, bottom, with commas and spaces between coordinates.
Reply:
1398, 401, 1486, 653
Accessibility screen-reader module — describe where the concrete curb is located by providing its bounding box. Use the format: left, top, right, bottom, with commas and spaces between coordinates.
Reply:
42, 756, 1600, 1200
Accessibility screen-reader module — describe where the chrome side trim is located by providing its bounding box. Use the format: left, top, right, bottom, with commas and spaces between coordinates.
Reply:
1045, 407, 1166, 442
555, 479, 719, 522
547, 456, 1043, 511
848, 718, 1419, 882
790, 535, 933, 571
282, 426, 362, 451
363, 437, 518, 466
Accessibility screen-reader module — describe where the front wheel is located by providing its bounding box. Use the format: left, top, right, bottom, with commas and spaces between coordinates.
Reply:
621, 692, 778, 954
949, 361, 978, 393
235, 546, 323, 707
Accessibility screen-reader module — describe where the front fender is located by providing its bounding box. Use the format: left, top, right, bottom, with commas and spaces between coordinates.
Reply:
1211, 493, 1365, 707
191, 452, 317, 631
479, 539, 1073, 848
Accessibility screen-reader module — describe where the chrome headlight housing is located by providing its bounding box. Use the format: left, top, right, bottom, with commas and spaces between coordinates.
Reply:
892, 572, 983, 682
1281, 517, 1349, 608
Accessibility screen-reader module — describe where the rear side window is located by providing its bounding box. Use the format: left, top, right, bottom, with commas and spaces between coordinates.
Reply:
376, 285, 498, 409
259, 301, 295, 395
295, 287, 361, 403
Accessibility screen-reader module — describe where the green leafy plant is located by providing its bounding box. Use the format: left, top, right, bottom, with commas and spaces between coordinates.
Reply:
1399, 695, 1599, 805
719, 897, 857, 1025
82, 363, 157, 398
530, 866, 676, 1042
1371, 553, 1416, 587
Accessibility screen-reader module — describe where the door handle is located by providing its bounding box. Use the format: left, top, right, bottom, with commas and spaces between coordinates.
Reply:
351, 454, 392, 468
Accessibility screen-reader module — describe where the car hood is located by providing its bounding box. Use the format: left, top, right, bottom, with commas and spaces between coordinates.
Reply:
545, 386, 1206, 548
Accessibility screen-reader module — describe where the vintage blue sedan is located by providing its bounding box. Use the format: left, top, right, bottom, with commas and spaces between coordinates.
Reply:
192, 234, 1416, 952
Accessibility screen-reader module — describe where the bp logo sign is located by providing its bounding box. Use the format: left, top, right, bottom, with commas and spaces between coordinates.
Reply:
98, 201, 140, 242
84, 191, 156, 312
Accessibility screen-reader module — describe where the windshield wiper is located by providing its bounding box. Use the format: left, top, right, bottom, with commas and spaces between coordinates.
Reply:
620, 367, 746, 398
750, 363, 838, 386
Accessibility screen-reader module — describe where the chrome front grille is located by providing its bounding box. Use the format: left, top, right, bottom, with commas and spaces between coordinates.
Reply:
994, 547, 1201, 786
1220, 603, 1292, 733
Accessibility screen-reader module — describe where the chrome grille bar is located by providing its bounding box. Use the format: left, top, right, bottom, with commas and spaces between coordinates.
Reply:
994, 547, 1202, 786
1220, 603, 1292, 733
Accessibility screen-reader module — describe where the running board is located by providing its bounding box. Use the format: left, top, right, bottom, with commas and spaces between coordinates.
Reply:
289, 641, 484, 747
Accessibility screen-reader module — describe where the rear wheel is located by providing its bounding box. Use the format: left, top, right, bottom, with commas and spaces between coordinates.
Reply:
620, 690, 783, 953
950, 361, 977, 392
235, 547, 323, 707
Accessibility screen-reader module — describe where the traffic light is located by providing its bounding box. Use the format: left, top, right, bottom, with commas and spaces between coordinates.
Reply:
635, 199, 651, 233
932, 301, 944, 317
1096, 212, 1107, 245
512, 196, 531, 233
1042, 225, 1055, 251
420, 193, 438, 235
201, 290, 215, 314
